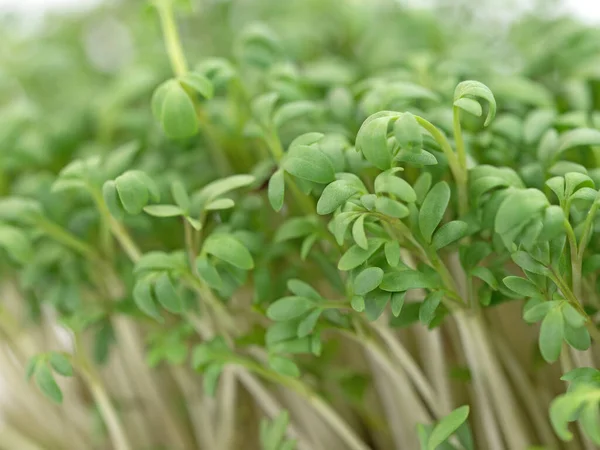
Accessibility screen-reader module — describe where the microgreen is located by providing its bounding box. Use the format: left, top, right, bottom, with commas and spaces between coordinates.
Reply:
2, 1, 600, 449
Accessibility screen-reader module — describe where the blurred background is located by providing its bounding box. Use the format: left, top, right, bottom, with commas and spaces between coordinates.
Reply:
0, 0, 599, 21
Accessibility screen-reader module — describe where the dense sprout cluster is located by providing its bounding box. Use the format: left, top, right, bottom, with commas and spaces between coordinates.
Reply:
2, 1, 600, 449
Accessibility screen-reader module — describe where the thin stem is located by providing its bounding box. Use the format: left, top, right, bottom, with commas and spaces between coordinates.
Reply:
237, 358, 370, 450
564, 219, 580, 296
551, 271, 600, 342
74, 335, 132, 450
155, 0, 188, 77
577, 198, 600, 260
91, 189, 142, 263
35, 217, 101, 262
452, 107, 467, 176
451, 107, 469, 216
414, 116, 465, 193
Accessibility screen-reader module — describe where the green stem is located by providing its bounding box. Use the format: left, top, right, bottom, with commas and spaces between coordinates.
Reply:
451, 107, 469, 216
155, 0, 188, 77
92, 189, 142, 263
577, 197, 600, 261
155, 0, 231, 176
35, 217, 101, 262
415, 115, 468, 215
564, 219, 581, 298
74, 335, 132, 450
233, 357, 370, 450
551, 271, 600, 342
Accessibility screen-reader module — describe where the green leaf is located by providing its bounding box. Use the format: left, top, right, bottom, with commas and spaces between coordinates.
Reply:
351, 214, 368, 249
290, 132, 324, 149
178, 72, 214, 99
203, 233, 254, 270
580, 403, 600, 445
160, 81, 198, 138
432, 221, 467, 250
494, 189, 548, 237
151, 80, 170, 121
261, 411, 290, 450
374, 171, 417, 203
268, 355, 300, 377
154, 273, 183, 314
390, 291, 406, 317
275, 217, 317, 242
0, 224, 33, 264
354, 267, 384, 296
115, 171, 150, 214
511, 251, 550, 276
338, 239, 384, 271
268, 169, 285, 212
414, 172, 432, 204
287, 279, 321, 301
102, 181, 126, 219
454, 97, 482, 117
297, 309, 322, 337
419, 181, 450, 243
300, 234, 317, 260
394, 149, 438, 166
203, 363, 223, 397
351, 295, 365, 312
48, 353, 73, 377
454, 80, 496, 126
419, 291, 443, 326
550, 394, 581, 441
364, 289, 390, 321
171, 180, 191, 211
195, 175, 255, 206
564, 324, 591, 351
384, 240, 401, 267
380, 270, 438, 292
393, 112, 422, 151
134, 251, 181, 274
558, 128, 600, 156
273, 101, 319, 128
143, 204, 183, 217
523, 300, 555, 323
539, 307, 564, 363
267, 297, 316, 321
375, 196, 409, 218
562, 304, 585, 328
356, 113, 395, 170
133, 280, 162, 322
427, 405, 470, 450
282, 146, 335, 184
191, 345, 212, 370
502, 276, 539, 298
540, 205, 565, 240
317, 180, 359, 215
205, 198, 235, 211
470, 266, 498, 290
35, 364, 63, 403
196, 256, 223, 289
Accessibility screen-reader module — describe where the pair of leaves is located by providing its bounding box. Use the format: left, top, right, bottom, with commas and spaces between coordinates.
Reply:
151, 73, 213, 138
103, 170, 160, 216
522, 299, 590, 362
26, 352, 73, 404
133, 274, 184, 321
453, 80, 496, 126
